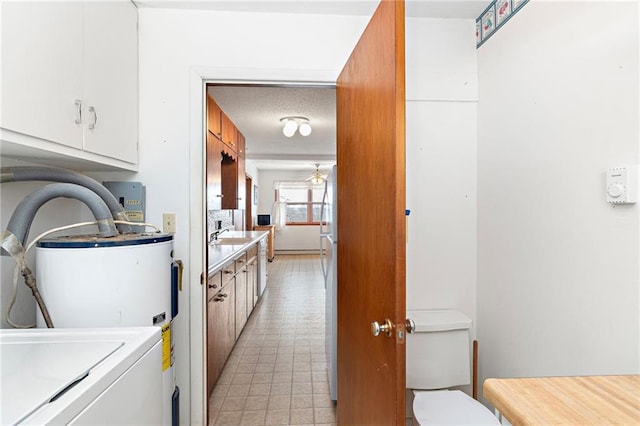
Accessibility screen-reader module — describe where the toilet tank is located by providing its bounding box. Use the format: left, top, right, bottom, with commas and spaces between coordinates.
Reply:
406, 310, 472, 390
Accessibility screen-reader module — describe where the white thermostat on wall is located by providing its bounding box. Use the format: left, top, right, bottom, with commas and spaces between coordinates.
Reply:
606, 166, 637, 204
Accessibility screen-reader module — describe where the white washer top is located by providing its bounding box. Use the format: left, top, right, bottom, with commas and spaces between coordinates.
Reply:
413, 390, 500, 425
0, 327, 160, 425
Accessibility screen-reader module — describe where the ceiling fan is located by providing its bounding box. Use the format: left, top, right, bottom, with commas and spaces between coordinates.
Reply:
306, 163, 327, 184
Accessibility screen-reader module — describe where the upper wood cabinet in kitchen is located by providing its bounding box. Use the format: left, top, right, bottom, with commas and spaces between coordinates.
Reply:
206, 132, 223, 211
207, 96, 222, 140
1, 1, 138, 170
236, 131, 246, 158
221, 111, 238, 152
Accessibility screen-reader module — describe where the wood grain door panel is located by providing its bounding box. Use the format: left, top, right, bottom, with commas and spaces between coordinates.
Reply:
336, 0, 406, 424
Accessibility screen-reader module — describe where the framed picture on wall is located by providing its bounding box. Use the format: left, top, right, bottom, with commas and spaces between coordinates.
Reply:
475, 19, 481, 47
496, 0, 511, 27
512, 0, 528, 12
254, 185, 258, 205
481, 3, 496, 41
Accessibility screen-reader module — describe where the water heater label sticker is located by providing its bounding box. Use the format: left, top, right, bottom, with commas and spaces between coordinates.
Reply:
162, 323, 171, 371
125, 210, 144, 221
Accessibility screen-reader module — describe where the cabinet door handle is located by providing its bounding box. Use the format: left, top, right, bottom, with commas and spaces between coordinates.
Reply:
88, 106, 97, 130
216, 194, 224, 198
208, 284, 218, 289
74, 100, 83, 125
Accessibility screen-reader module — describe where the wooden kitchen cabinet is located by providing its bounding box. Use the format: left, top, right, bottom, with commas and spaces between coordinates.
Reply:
236, 131, 246, 158
207, 243, 261, 393
1, 1, 138, 170
246, 246, 258, 311
206, 133, 223, 210
207, 279, 235, 396
254, 225, 276, 261
221, 111, 238, 151
207, 95, 222, 139
234, 254, 248, 339
206, 90, 247, 217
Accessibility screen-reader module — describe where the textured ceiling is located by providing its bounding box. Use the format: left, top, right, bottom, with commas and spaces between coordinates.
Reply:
209, 85, 337, 171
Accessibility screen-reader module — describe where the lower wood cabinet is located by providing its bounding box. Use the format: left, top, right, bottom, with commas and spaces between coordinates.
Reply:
234, 254, 248, 340
207, 280, 235, 396
207, 243, 261, 396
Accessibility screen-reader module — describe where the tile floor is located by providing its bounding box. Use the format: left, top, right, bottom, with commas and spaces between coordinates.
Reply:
208, 254, 337, 425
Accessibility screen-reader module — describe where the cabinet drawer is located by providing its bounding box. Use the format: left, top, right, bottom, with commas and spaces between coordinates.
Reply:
207, 270, 222, 298
247, 244, 258, 259
221, 260, 235, 286
234, 253, 247, 270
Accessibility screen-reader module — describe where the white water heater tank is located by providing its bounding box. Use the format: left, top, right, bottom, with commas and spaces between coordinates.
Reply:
35, 233, 178, 426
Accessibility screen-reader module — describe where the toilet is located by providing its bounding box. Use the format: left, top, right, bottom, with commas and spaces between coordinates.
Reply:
406, 310, 500, 425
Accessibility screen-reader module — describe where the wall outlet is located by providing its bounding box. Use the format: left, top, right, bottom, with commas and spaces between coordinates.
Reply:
163, 213, 176, 233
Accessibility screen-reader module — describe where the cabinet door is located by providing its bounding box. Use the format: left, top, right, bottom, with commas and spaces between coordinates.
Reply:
236, 131, 246, 158
221, 112, 237, 150
1, 2, 83, 148
221, 153, 239, 210
237, 157, 246, 226
234, 260, 248, 339
83, 1, 138, 163
207, 133, 222, 210
208, 283, 235, 391
207, 95, 222, 139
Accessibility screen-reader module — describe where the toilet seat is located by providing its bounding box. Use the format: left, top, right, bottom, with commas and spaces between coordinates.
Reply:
413, 390, 500, 425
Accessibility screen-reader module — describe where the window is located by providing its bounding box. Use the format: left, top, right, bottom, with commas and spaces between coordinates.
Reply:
275, 182, 325, 225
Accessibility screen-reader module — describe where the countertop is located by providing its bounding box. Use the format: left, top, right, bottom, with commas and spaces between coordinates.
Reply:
207, 230, 268, 276
483, 375, 640, 425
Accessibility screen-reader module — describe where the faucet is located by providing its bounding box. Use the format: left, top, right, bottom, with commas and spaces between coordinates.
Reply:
209, 228, 229, 243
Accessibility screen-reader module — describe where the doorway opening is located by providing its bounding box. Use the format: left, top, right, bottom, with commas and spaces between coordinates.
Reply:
203, 81, 338, 420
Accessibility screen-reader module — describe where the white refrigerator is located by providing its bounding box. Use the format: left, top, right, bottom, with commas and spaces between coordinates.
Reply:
320, 165, 337, 401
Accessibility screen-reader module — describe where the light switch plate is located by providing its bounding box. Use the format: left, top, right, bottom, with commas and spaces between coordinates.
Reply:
163, 213, 176, 233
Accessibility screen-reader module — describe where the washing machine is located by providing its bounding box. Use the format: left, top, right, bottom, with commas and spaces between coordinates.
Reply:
1, 327, 162, 425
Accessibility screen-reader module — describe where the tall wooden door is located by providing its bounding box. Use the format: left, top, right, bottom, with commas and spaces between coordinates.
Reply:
336, 0, 406, 424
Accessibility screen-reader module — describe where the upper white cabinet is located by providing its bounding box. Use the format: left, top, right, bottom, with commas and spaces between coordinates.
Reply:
1, 1, 138, 170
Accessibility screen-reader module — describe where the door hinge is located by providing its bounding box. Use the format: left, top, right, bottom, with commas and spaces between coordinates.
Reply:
200, 272, 204, 286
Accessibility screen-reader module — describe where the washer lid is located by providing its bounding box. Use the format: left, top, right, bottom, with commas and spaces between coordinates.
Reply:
0, 327, 159, 426
407, 310, 471, 332
413, 390, 500, 425
2, 340, 122, 425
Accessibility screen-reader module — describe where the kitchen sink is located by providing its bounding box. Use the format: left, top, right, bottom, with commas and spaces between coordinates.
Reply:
211, 237, 253, 245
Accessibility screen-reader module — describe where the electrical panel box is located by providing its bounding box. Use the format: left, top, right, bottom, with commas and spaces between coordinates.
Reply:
606, 166, 637, 204
103, 181, 146, 232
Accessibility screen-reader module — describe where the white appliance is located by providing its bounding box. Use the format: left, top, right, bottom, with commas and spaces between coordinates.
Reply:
1, 327, 162, 425
35, 233, 179, 425
319, 165, 337, 401
258, 236, 268, 296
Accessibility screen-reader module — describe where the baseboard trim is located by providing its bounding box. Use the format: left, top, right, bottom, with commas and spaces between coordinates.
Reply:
275, 250, 321, 255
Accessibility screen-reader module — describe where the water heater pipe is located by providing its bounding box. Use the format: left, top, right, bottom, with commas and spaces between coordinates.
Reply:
1, 183, 118, 256
0, 166, 132, 233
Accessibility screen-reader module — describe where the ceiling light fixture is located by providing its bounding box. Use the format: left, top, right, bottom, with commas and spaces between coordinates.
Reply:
307, 163, 326, 184
280, 116, 312, 138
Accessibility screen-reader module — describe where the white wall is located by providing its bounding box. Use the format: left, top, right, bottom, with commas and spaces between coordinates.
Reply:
477, 0, 640, 405
257, 168, 329, 251
138, 9, 368, 424
405, 18, 478, 327
245, 159, 259, 228
0, 159, 88, 328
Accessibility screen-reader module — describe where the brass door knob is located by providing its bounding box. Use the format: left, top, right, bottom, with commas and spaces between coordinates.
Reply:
371, 318, 393, 337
